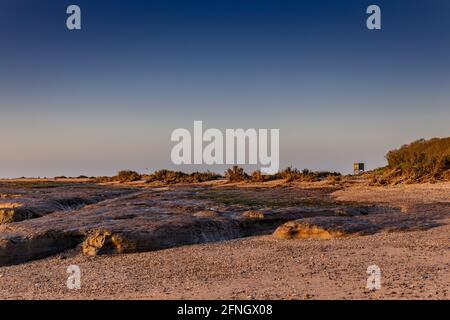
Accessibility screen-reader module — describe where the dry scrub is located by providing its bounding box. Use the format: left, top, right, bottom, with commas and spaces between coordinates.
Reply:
371, 137, 450, 184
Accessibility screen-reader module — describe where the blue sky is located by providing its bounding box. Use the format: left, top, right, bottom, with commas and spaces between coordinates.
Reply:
1, 0, 449, 177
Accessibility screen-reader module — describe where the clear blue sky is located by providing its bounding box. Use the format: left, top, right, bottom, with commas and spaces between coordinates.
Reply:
1, 0, 449, 177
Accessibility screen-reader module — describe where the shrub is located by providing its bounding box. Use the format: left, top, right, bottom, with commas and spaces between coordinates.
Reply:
279, 166, 301, 181
272, 167, 341, 182
325, 174, 342, 184
116, 170, 142, 182
189, 171, 222, 183
148, 169, 188, 183
94, 176, 113, 183
146, 170, 222, 184
225, 166, 249, 182
384, 137, 450, 183
251, 170, 265, 182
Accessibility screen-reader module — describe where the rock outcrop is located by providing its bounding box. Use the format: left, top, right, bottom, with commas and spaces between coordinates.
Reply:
0, 187, 133, 224
273, 216, 377, 239
0, 185, 402, 266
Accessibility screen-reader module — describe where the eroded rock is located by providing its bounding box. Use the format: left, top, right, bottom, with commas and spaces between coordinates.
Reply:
0, 229, 84, 266
82, 230, 127, 256
0, 185, 403, 265
0, 188, 133, 224
193, 210, 219, 218
239, 210, 266, 219
273, 216, 377, 239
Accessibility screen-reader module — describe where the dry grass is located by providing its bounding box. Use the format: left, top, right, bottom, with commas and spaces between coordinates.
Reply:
224, 166, 249, 182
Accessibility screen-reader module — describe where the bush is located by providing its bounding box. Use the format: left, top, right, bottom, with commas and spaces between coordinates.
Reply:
384, 137, 450, 183
148, 169, 188, 183
271, 167, 341, 182
95, 176, 113, 183
325, 174, 342, 184
251, 170, 265, 182
116, 170, 142, 182
146, 170, 222, 184
189, 171, 222, 183
279, 166, 302, 181
225, 166, 249, 182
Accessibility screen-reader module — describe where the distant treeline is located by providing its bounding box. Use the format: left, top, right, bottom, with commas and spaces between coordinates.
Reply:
371, 137, 450, 184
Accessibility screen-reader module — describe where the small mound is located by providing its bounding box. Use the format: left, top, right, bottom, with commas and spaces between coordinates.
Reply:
273, 217, 375, 240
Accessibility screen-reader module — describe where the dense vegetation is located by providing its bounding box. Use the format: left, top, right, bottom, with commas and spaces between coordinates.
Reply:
372, 137, 450, 184
224, 166, 341, 183
224, 166, 250, 182
117, 170, 142, 182
92, 166, 342, 184
146, 170, 221, 184
271, 167, 341, 182
101, 170, 221, 184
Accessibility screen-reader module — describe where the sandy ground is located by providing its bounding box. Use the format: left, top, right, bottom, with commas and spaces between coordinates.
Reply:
0, 181, 448, 300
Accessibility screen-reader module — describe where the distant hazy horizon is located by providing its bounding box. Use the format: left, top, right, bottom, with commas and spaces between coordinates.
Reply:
1, 0, 449, 178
